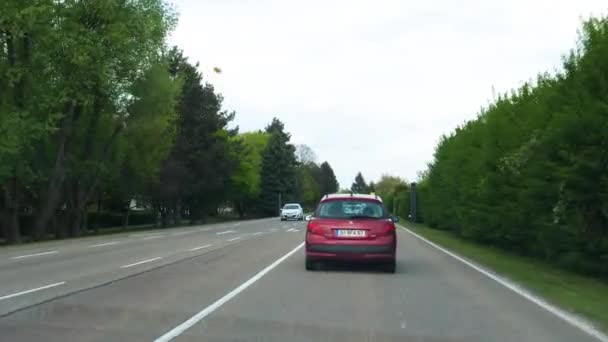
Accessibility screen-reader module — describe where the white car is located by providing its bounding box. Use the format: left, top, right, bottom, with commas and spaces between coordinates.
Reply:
280, 203, 304, 221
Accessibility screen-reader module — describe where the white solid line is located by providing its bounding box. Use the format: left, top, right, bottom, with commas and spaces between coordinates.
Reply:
88, 241, 120, 248
188, 244, 212, 252
120, 257, 163, 268
216, 230, 235, 235
11, 251, 58, 259
227, 237, 242, 242
398, 224, 608, 342
142, 235, 163, 240
154, 242, 304, 342
0, 282, 66, 301
252, 232, 263, 236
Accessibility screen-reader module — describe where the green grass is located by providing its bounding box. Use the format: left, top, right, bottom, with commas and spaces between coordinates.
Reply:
401, 221, 608, 332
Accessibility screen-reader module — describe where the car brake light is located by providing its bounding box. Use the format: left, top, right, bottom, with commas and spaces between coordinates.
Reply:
379, 221, 396, 236
307, 220, 323, 235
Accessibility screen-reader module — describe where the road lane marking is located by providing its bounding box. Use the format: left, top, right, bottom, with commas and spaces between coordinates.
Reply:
0, 282, 66, 301
188, 244, 212, 252
11, 251, 58, 259
129, 232, 162, 238
232, 223, 241, 227
252, 232, 263, 236
120, 257, 163, 268
154, 242, 304, 342
171, 231, 194, 236
142, 235, 163, 240
88, 241, 120, 248
216, 230, 235, 235
227, 237, 242, 242
398, 225, 608, 342
269, 228, 278, 232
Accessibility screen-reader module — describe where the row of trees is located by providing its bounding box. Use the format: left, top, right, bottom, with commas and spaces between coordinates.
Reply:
416, 16, 608, 278
0, 0, 338, 244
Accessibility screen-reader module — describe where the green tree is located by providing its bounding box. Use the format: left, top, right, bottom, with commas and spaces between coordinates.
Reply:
417, 15, 608, 278
259, 118, 297, 216
351, 172, 369, 194
318, 162, 339, 196
230, 131, 270, 217
159, 48, 238, 224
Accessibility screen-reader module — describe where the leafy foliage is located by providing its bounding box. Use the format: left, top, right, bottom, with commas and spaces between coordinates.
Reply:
417, 16, 608, 278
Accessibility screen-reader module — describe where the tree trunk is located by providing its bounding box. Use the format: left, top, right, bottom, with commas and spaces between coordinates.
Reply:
32, 104, 78, 240
123, 202, 131, 230
3, 173, 22, 244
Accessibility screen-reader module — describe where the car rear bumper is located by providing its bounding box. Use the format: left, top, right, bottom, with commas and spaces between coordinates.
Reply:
305, 238, 395, 261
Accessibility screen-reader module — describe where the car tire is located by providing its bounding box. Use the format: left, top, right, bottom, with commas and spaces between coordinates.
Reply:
383, 260, 396, 273
305, 258, 316, 271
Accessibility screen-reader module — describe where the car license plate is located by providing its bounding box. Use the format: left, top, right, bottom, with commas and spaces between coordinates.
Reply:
335, 229, 366, 237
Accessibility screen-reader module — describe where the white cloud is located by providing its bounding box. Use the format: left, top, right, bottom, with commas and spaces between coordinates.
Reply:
169, 0, 607, 188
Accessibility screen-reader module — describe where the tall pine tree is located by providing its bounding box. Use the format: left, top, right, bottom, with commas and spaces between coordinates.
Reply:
351, 172, 369, 194
258, 118, 297, 216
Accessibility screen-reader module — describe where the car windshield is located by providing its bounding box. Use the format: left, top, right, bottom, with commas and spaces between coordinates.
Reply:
283, 204, 299, 210
316, 200, 386, 219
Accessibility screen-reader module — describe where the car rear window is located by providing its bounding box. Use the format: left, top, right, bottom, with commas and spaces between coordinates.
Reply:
316, 199, 387, 219
283, 204, 300, 209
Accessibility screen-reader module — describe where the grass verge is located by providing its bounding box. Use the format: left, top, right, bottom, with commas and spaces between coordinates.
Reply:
401, 221, 608, 332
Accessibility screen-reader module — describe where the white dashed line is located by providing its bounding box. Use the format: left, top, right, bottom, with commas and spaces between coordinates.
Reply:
0, 282, 66, 301
188, 244, 212, 252
129, 232, 162, 238
171, 231, 194, 236
286, 228, 296, 232
252, 232, 263, 236
227, 237, 242, 242
216, 230, 235, 235
154, 242, 304, 342
88, 241, 120, 248
120, 257, 163, 268
142, 235, 163, 240
11, 251, 58, 260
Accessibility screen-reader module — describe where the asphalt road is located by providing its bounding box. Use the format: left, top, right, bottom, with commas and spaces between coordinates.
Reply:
0, 218, 604, 342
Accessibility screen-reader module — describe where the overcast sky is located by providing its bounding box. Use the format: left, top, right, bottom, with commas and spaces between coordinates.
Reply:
169, 0, 606, 188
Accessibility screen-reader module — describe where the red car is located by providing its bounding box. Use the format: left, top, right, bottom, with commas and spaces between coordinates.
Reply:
305, 193, 398, 273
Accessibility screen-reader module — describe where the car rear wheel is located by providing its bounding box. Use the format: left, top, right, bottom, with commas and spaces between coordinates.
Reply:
383, 260, 396, 273
305, 258, 316, 271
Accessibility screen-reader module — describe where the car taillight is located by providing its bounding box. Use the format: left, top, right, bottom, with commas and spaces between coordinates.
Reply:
379, 221, 396, 236
307, 220, 323, 235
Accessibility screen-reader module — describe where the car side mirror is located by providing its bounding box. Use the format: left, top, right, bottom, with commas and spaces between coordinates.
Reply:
391, 215, 400, 223
305, 215, 313, 222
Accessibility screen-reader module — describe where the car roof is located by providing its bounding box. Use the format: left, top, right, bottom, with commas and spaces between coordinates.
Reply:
283, 203, 301, 206
320, 193, 383, 203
